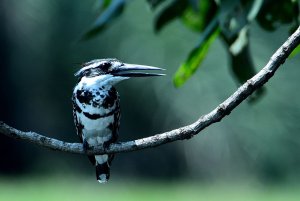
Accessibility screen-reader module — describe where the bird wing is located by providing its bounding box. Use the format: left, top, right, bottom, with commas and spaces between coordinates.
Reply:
72, 93, 96, 165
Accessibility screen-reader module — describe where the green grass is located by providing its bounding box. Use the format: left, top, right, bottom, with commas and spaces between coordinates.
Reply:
0, 176, 299, 201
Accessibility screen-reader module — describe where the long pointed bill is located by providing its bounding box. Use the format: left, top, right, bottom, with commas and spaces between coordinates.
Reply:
112, 63, 165, 77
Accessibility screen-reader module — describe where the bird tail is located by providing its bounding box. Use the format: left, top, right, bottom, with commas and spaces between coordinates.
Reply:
96, 163, 110, 183
95, 154, 114, 183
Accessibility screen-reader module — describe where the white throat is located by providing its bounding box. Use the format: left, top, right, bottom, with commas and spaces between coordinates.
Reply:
80, 75, 128, 88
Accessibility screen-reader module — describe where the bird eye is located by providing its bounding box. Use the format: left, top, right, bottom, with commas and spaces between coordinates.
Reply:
100, 62, 111, 71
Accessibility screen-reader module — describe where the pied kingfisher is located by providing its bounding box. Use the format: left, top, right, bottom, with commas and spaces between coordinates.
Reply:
72, 58, 164, 183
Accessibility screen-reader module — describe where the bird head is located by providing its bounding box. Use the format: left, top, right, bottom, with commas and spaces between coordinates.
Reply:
75, 58, 165, 85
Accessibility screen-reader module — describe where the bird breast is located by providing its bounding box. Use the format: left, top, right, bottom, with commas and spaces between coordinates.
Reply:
73, 82, 120, 134
74, 84, 119, 114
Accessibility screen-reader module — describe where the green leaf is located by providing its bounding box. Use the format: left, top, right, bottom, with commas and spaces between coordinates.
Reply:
181, 0, 218, 32
146, 0, 167, 10
219, 0, 248, 39
289, 44, 300, 58
82, 0, 125, 40
256, 0, 298, 31
218, 0, 262, 40
224, 27, 266, 103
95, 0, 113, 11
173, 19, 220, 87
219, 0, 263, 55
187, 0, 200, 11
246, 0, 263, 21
154, 0, 188, 32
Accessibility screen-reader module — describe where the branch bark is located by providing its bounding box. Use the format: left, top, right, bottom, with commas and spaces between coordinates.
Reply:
1, 26, 300, 155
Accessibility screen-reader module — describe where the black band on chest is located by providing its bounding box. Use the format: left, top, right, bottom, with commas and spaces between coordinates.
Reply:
83, 106, 119, 120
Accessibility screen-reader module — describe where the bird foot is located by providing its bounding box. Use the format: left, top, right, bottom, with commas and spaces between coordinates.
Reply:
83, 139, 91, 152
103, 141, 110, 150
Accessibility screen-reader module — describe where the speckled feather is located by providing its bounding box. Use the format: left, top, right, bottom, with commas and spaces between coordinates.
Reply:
72, 72, 122, 183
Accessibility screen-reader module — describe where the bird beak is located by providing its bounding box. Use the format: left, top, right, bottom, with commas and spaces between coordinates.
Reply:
111, 63, 165, 77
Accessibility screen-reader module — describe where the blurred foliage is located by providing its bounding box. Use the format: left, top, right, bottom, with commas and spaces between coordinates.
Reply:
174, 17, 220, 87
84, 0, 300, 99
83, 0, 126, 40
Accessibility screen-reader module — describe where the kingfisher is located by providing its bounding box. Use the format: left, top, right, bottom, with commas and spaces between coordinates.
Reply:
72, 58, 164, 183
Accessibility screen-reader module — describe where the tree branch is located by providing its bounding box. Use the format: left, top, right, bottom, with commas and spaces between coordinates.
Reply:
1, 26, 300, 155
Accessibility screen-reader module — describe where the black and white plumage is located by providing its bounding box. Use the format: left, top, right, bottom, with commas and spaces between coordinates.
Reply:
72, 58, 164, 183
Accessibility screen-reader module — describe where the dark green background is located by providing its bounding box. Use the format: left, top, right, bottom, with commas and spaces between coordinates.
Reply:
1, 0, 300, 200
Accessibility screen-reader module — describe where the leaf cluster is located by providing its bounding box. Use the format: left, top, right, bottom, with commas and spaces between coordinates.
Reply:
83, 0, 300, 98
